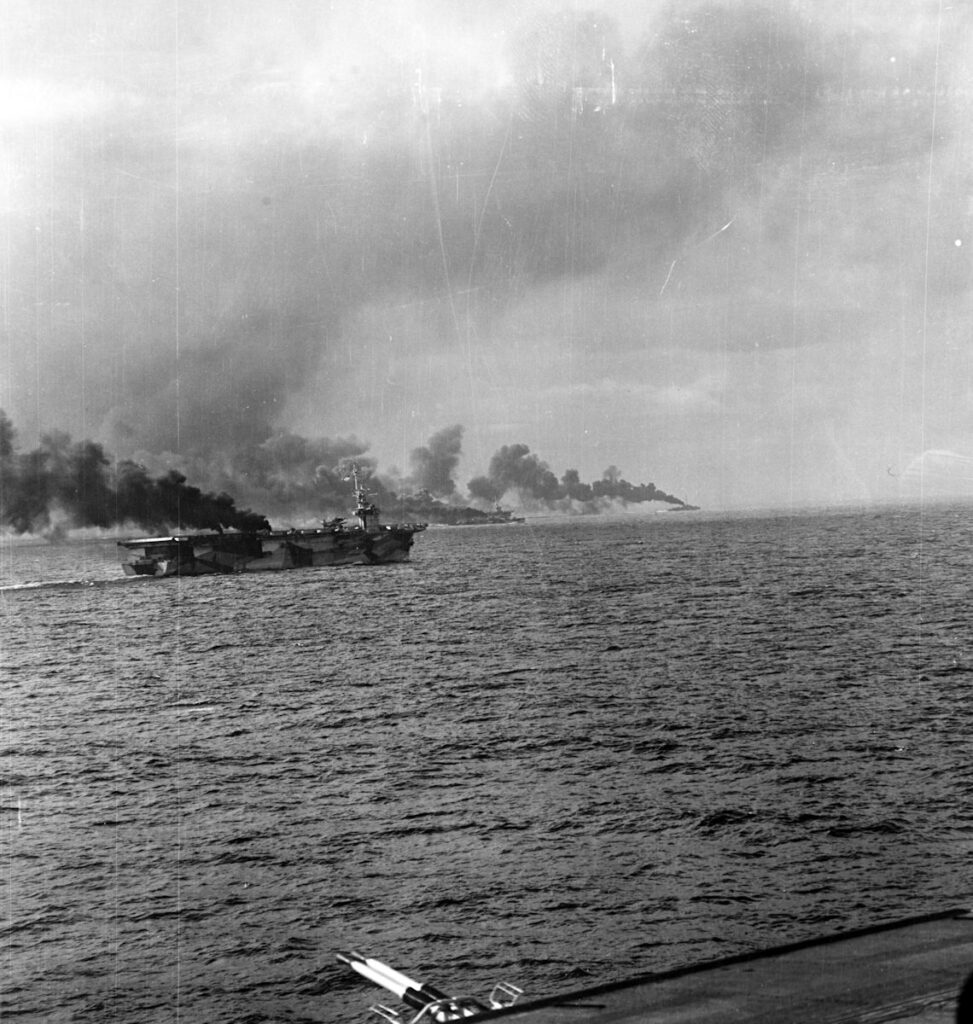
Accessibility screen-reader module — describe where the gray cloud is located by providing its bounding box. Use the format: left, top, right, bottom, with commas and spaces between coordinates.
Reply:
2, 1, 970, 507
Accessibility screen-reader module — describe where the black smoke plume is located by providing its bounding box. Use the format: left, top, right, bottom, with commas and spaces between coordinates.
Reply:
468, 444, 561, 503
0, 411, 269, 535
0, 411, 695, 534
169, 432, 378, 522
467, 443, 689, 509
409, 425, 464, 499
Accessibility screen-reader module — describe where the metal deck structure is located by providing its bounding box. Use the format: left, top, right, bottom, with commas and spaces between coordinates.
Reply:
467, 908, 973, 1024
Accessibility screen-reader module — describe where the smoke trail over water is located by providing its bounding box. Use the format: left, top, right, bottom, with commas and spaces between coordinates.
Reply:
0, 411, 690, 534
0, 412, 269, 535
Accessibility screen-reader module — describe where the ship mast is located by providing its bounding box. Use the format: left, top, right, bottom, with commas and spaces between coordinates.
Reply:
350, 464, 380, 531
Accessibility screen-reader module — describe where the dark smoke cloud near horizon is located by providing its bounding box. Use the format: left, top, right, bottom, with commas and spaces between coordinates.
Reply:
2, 2, 972, 508
0, 409, 271, 536
0, 409, 689, 535
410, 425, 464, 499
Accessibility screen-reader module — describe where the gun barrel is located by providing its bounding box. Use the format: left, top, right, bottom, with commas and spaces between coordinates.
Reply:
338, 953, 401, 996
338, 951, 452, 1006
358, 952, 451, 1001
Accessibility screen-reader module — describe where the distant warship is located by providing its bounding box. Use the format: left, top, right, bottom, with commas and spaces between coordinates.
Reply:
392, 491, 526, 526
445, 504, 525, 526
118, 469, 426, 577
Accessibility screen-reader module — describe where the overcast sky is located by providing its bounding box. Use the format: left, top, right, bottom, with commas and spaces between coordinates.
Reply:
2, 0, 972, 510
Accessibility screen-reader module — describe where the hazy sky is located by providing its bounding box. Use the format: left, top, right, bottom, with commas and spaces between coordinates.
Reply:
2, 0, 972, 510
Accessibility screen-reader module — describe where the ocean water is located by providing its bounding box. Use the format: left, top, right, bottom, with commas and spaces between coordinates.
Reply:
2, 505, 973, 1024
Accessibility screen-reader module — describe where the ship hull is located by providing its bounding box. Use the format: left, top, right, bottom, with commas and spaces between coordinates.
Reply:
119, 525, 423, 577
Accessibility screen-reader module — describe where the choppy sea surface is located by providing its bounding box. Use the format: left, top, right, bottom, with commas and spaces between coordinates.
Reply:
2, 505, 973, 1024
